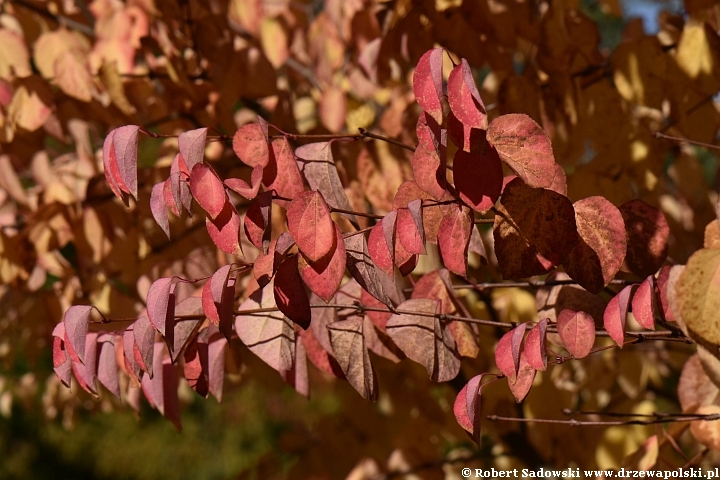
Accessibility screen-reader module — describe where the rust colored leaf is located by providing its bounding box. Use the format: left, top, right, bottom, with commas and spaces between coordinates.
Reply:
236, 281, 295, 372
495, 323, 527, 382
564, 196, 627, 294
328, 317, 378, 400
244, 191, 272, 253
603, 285, 635, 347
150, 182, 170, 239
178, 128, 208, 171
438, 204, 473, 278
487, 114, 556, 188
632, 275, 657, 330
524, 319, 548, 371
146, 278, 175, 337
206, 200, 243, 256
447, 59, 487, 130
454, 148, 503, 213
225, 165, 263, 200
190, 163, 226, 219
620, 199, 669, 277
413, 48, 444, 125
52, 323, 72, 387
63, 305, 92, 365
299, 224, 346, 302
412, 113, 448, 199
274, 254, 312, 329
287, 190, 334, 262
494, 178, 578, 278
233, 122, 270, 168
508, 352, 536, 402
557, 310, 595, 359
386, 299, 460, 382
263, 137, 305, 204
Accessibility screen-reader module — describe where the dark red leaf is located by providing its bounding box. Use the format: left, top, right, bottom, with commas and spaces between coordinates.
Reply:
413, 48, 444, 124
190, 163, 226, 219
454, 148, 503, 213
438, 204, 473, 278
109, 125, 140, 199
447, 59, 487, 130
632, 275, 657, 330
178, 128, 208, 171
244, 191, 272, 253
447, 111, 486, 153
487, 114, 556, 188
557, 310, 595, 359
63, 305, 93, 365
328, 317, 378, 400
495, 323, 527, 382
274, 254, 312, 329
603, 284, 635, 347
206, 200, 243, 256
299, 224, 346, 302
619, 199, 669, 277
524, 319, 548, 371
508, 352, 536, 402
233, 122, 270, 168
287, 190, 334, 262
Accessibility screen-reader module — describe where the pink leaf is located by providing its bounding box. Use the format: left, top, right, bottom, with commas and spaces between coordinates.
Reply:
508, 352, 536, 402
63, 305, 93, 365
111, 125, 141, 199
233, 122, 270, 167
133, 314, 155, 376
201, 265, 234, 339
178, 128, 208, 171
557, 310, 595, 359
299, 326, 345, 378
244, 191, 272, 253
224, 165, 263, 200
189, 163, 226, 219
145, 342, 182, 431
146, 278, 175, 337
274, 255, 312, 329
287, 190, 334, 262
328, 317, 378, 400
122, 328, 142, 386
170, 153, 192, 214
207, 330, 227, 402
51, 323, 72, 387
206, 200, 243, 256
74, 332, 98, 395
524, 319, 548, 371
438, 204, 473, 278
454, 148, 503, 213
169, 296, 205, 363
632, 275, 657, 330
150, 182, 170, 239
619, 199, 669, 277
183, 332, 208, 398
487, 114, 556, 188
494, 323, 527, 382
454, 373, 491, 440
603, 284, 635, 347
447, 59, 487, 130
413, 48, 444, 125
97, 335, 120, 398
299, 224, 346, 302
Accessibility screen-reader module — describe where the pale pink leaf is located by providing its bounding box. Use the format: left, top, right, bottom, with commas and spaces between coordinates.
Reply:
97, 335, 120, 398
178, 128, 208, 171
169, 296, 204, 363
63, 305, 93, 365
557, 310, 596, 359
208, 330, 227, 402
133, 314, 155, 377
52, 323, 72, 387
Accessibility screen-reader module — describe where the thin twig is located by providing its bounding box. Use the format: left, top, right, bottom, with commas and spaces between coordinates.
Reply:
654, 132, 720, 151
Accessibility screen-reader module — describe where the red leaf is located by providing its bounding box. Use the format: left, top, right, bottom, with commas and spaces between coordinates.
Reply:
557, 310, 595, 359
603, 284, 635, 347
102, 129, 127, 201
619, 199, 669, 277
274, 254, 312, 329
170, 153, 192, 214
112, 125, 141, 200
287, 190, 334, 262
656, 265, 678, 322
495, 323, 527, 382
296, 142, 360, 229
202, 265, 234, 339
438, 204, 473, 278
236, 281, 296, 371
412, 113, 448, 199
493, 178, 578, 278
454, 374, 491, 438
524, 319, 548, 371
146, 278, 175, 337
393, 180, 451, 244
163, 177, 180, 217
189, 163, 226, 219
328, 317, 378, 400
97, 335, 120, 398
508, 352, 536, 402
487, 114, 556, 188
453, 148, 503, 213
447, 111, 485, 153
396, 205, 425, 255
368, 218, 394, 277
150, 182, 170, 239
206, 200, 243, 256
63, 305, 92, 365
564, 196, 627, 294
51, 323, 72, 387
263, 137, 305, 204
386, 299, 460, 382
299, 224, 346, 302
133, 314, 155, 376
447, 59, 487, 130
244, 191, 272, 253
178, 128, 208, 171
233, 122, 270, 167
224, 165, 263, 200
632, 275, 657, 330
344, 234, 395, 309
413, 48, 444, 125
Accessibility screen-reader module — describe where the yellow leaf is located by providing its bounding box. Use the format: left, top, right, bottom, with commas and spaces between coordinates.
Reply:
260, 17, 288, 69
676, 248, 720, 345
33, 28, 91, 80
228, 0, 263, 35
0, 29, 31, 80
319, 86, 346, 133
54, 50, 94, 102
690, 405, 720, 450
7, 84, 51, 132
99, 61, 136, 115
675, 21, 720, 94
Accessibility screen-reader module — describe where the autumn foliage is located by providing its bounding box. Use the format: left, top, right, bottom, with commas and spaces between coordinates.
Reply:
3, 0, 720, 477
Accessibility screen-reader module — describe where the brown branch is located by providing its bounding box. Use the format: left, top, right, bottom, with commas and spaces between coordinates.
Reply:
486, 412, 720, 426
358, 128, 416, 152
654, 131, 720, 151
